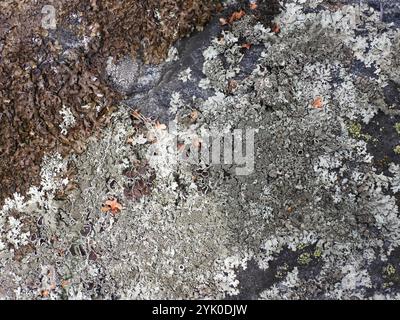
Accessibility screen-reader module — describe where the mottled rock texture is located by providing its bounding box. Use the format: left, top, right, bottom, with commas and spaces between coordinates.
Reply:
2, 0, 400, 300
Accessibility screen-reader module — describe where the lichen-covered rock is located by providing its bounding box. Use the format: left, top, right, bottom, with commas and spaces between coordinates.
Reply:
0, 0, 214, 205
2, 0, 400, 300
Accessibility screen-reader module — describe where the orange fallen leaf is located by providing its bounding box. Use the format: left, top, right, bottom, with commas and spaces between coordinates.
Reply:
250, 2, 258, 10
242, 43, 252, 50
131, 110, 142, 120
229, 10, 246, 24
131, 109, 149, 123
272, 23, 281, 33
101, 198, 122, 215
312, 96, 323, 109
40, 290, 50, 298
190, 110, 199, 122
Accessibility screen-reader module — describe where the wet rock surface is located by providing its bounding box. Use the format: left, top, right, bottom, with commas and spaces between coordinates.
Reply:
1, 0, 400, 300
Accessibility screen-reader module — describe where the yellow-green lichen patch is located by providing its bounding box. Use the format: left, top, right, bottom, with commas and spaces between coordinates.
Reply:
394, 123, 400, 135
385, 264, 396, 276
313, 248, 323, 259
382, 263, 400, 288
348, 122, 362, 139
347, 121, 371, 141
296, 243, 307, 250
297, 253, 312, 266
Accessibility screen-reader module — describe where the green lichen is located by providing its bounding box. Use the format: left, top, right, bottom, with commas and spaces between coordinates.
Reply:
394, 123, 400, 135
313, 248, 322, 258
383, 282, 392, 289
385, 264, 396, 276
296, 243, 307, 250
348, 122, 362, 139
347, 122, 371, 141
394, 145, 400, 155
298, 253, 312, 266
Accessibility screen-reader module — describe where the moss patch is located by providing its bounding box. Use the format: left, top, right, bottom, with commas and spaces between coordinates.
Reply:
0, 0, 214, 205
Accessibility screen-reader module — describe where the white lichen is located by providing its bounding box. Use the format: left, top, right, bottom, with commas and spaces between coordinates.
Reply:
59, 105, 76, 136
